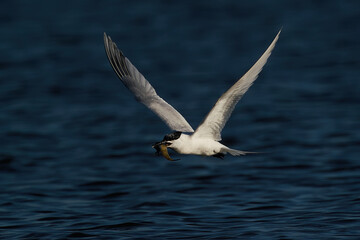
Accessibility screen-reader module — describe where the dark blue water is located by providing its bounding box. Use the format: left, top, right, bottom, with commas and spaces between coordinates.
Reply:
1, 0, 360, 239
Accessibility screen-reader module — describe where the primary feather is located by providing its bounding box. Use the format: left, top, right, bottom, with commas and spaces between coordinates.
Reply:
193, 30, 281, 141
104, 33, 194, 133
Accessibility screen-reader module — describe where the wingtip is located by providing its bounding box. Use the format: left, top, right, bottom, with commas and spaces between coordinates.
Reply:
275, 28, 282, 39
276, 28, 282, 38
269, 28, 281, 48
103, 32, 109, 44
104, 32, 114, 45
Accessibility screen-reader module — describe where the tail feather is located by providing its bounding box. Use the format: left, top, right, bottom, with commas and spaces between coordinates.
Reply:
226, 148, 259, 156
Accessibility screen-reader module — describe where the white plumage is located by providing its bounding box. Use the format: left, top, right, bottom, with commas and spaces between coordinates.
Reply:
169, 134, 248, 156
104, 30, 281, 160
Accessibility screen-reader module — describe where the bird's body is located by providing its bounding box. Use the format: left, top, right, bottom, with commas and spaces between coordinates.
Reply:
104, 30, 281, 161
169, 134, 225, 156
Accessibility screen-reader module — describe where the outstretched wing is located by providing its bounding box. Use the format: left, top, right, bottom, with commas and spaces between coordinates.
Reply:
104, 33, 194, 133
193, 30, 281, 141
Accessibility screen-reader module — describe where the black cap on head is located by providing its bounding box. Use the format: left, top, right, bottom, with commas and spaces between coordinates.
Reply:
162, 131, 182, 141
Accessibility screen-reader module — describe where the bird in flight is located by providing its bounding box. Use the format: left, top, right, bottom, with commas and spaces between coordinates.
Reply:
104, 30, 280, 161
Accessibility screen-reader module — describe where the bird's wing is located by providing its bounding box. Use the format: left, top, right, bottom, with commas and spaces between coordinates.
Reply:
193, 30, 281, 141
104, 33, 194, 132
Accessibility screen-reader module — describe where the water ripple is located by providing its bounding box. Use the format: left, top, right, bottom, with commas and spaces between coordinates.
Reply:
1, 0, 360, 239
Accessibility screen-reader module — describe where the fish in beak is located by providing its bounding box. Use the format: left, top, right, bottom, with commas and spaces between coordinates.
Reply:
152, 142, 179, 161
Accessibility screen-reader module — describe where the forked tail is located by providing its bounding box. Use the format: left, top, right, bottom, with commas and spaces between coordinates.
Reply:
226, 148, 259, 156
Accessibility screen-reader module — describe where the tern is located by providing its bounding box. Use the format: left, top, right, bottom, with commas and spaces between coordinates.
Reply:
104, 30, 280, 161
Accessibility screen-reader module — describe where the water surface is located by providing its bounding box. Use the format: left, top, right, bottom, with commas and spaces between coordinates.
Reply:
0, 0, 359, 239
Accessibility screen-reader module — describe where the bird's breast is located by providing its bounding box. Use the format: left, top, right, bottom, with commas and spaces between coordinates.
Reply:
170, 135, 223, 156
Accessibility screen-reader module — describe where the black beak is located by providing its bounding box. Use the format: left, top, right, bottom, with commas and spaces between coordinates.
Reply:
152, 142, 162, 155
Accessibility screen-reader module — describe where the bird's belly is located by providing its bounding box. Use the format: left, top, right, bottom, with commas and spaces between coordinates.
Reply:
172, 139, 224, 156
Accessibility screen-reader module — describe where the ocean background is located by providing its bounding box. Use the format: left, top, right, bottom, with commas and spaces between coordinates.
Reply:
1, 0, 359, 239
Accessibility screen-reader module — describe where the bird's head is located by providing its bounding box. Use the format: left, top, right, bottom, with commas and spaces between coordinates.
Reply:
152, 131, 182, 161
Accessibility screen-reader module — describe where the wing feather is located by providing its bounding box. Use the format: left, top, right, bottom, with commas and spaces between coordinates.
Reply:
104, 33, 194, 133
193, 30, 281, 140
